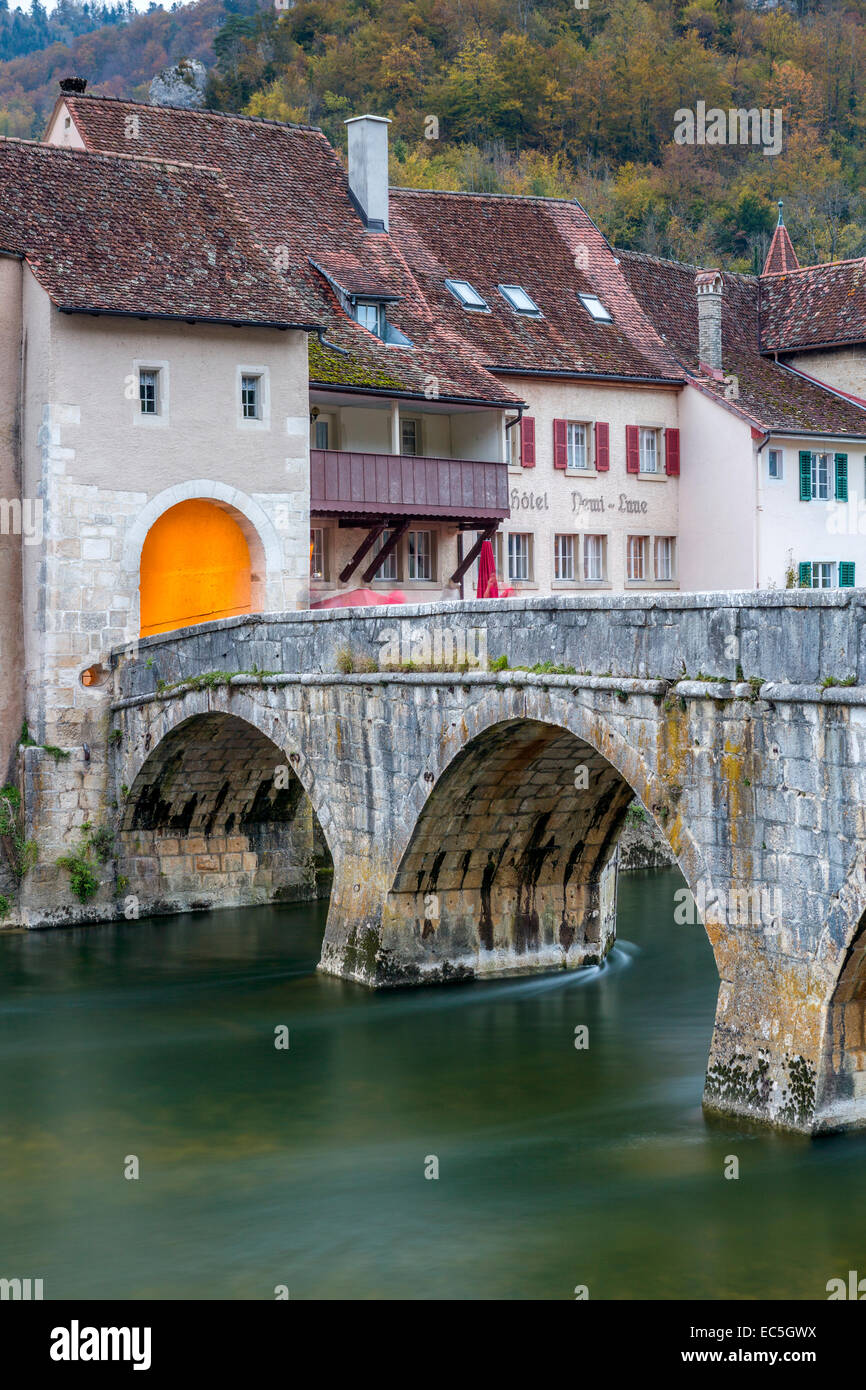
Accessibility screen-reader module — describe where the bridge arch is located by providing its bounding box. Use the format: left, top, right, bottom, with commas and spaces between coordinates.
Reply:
364, 686, 717, 984
121, 480, 286, 634
118, 706, 332, 917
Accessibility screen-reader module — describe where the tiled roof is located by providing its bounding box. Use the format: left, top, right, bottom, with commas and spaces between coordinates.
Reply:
760, 259, 866, 352
618, 249, 866, 437
0, 136, 317, 327
762, 221, 800, 276
60, 94, 521, 406
389, 188, 685, 383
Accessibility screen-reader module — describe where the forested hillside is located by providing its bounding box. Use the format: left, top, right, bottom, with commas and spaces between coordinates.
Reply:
0, 0, 257, 135
1, 0, 864, 271
205, 0, 866, 272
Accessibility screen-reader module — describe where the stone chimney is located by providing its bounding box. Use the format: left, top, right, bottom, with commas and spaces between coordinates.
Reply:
695, 270, 723, 373
58, 77, 87, 94
345, 115, 391, 232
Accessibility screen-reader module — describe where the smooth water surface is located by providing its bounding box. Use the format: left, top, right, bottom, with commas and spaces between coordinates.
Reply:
0, 868, 862, 1299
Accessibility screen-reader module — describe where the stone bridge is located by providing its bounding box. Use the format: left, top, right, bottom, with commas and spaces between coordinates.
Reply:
28, 592, 866, 1134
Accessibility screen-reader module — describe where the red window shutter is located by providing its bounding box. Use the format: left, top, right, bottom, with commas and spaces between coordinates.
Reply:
520, 415, 536, 468
553, 419, 568, 470
626, 424, 640, 474
595, 421, 610, 471
665, 427, 680, 476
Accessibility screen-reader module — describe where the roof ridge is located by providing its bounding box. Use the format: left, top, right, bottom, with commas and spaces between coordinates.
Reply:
390, 185, 582, 207
3, 133, 223, 177
616, 245, 758, 284
66, 92, 324, 135
762, 255, 866, 277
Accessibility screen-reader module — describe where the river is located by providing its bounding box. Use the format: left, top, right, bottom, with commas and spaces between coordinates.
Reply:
0, 866, 863, 1300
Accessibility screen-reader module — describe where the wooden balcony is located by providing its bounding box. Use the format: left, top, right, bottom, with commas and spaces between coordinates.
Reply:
310, 448, 508, 523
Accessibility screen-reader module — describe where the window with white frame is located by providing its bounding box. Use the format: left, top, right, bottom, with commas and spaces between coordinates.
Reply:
241, 374, 262, 420
627, 535, 647, 581
354, 300, 384, 336
554, 534, 576, 580
508, 423, 521, 468
408, 530, 433, 580
139, 368, 159, 416
401, 418, 419, 456
768, 448, 783, 480
655, 535, 676, 581
805, 560, 836, 588
584, 534, 605, 582
310, 528, 326, 581
567, 422, 589, 470
810, 452, 830, 500
508, 532, 532, 582
638, 428, 658, 474
373, 529, 398, 581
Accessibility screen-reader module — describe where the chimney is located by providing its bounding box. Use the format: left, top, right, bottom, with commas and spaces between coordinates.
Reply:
344, 115, 391, 232
695, 270, 724, 373
59, 77, 87, 94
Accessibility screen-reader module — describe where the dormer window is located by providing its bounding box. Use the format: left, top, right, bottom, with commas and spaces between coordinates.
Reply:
352, 298, 412, 346
354, 299, 386, 336
499, 284, 541, 316
445, 279, 489, 312
578, 293, 612, 322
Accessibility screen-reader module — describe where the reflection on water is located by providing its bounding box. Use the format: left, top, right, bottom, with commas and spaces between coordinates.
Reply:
0, 868, 864, 1300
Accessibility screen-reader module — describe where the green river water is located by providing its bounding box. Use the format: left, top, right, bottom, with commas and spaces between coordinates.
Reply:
0, 866, 863, 1300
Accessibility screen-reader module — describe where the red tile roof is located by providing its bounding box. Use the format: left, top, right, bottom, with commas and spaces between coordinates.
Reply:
390, 188, 685, 383
762, 221, 800, 276
60, 94, 520, 406
0, 136, 318, 328
618, 249, 866, 436
760, 258, 866, 353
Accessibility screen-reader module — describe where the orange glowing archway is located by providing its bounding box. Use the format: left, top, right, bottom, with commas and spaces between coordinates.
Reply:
139, 499, 253, 637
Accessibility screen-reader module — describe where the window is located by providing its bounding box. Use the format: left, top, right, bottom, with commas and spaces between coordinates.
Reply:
627, 535, 647, 581
639, 428, 658, 474
655, 536, 676, 581
498, 284, 541, 316
584, 534, 605, 582
508, 423, 522, 468
373, 529, 398, 581
554, 534, 576, 581
768, 449, 783, 480
408, 530, 433, 580
310, 528, 326, 581
578, 292, 612, 322
799, 560, 855, 589
354, 300, 384, 336
812, 453, 830, 499
567, 422, 589, 470
314, 418, 330, 450
139, 369, 159, 416
401, 418, 419, 456
445, 279, 489, 312
508, 533, 532, 582
241, 374, 261, 420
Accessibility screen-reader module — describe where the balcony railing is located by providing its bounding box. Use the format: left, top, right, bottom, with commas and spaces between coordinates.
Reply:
310, 449, 508, 521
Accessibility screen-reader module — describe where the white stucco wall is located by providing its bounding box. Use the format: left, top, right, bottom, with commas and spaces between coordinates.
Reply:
494, 375, 681, 594
19, 275, 310, 747
0, 255, 25, 780
756, 434, 866, 590
677, 385, 756, 591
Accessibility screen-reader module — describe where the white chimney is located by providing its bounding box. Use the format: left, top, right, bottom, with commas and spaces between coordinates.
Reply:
695, 270, 724, 372
345, 115, 391, 232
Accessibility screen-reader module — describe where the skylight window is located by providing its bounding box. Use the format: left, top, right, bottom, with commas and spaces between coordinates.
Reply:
498, 284, 542, 316
445, 278, 489, 312
578, 293, 612, 322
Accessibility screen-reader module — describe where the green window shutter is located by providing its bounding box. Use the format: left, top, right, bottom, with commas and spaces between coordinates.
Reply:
798, 561, 812, 588
799, 451, 812, 500
835, 453, 848, 501
840, 561, 855, 587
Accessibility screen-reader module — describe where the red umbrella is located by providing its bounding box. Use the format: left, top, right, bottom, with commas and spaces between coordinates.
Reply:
476, 538, 499, 599
311, 588, 406, 609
